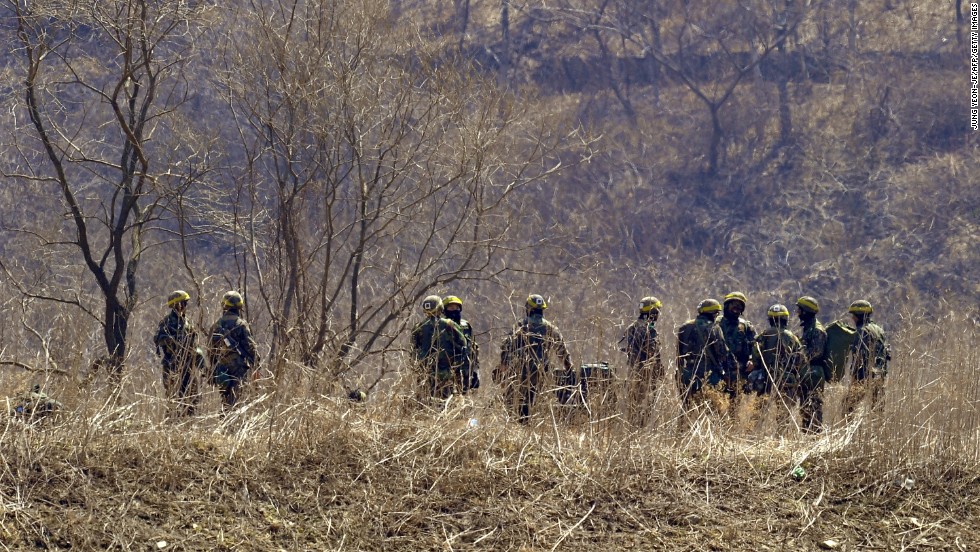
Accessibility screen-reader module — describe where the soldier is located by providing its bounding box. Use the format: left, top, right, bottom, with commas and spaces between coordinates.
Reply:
154, 290, 206, 417
620, 296, 664, 422
442, 296, 480, 394
748, 305, 804, 406
676, 299, 734, 406
795, 296, 829, 433
410, 295, 468, 405
719, 292, 757, 399
208, 291, 257, 412
846, 300, 891, 413
7, 384, 62, 421
496, 294, 573, 424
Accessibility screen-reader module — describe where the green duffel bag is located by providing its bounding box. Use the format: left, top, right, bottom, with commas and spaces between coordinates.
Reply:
825, 320, 856, 382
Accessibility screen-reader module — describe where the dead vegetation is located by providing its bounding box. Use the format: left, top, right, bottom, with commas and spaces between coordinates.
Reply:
1, 315, 977, 551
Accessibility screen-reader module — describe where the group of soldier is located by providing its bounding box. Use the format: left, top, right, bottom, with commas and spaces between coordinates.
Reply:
412, 291, 891, 432
151, 284, 889, 428
152, 290, 257, 416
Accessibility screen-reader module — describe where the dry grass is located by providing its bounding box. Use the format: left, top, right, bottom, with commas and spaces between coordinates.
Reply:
1, 315, 977, 551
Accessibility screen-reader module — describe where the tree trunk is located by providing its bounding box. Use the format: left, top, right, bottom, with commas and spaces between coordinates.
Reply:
708, 104, 722, 176
103, 298, 129, 379
499, 0, 511, 86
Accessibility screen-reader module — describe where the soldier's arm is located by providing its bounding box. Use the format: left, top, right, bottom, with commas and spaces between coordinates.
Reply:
153, 320, 166, 354
624, 324, 637, 351
809, 330, 828, 364
749, 337, 764, 371
499, 333, 513, 366
676, 328, 687, 363
449, 321, 469, 360
466, 324, 479, 366
653, 333, 663, 366
244, 329, 258, 365
549, 326, 573, 371
712, 326, 736, 372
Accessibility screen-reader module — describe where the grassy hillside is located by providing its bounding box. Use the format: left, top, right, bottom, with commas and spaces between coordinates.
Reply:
0, 2, 977, 548
2, 313, 978, 550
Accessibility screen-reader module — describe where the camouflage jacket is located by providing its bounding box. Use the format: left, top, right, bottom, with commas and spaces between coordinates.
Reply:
456, 318, 480, 371
411, 316, 467, 372
798, 319, 829, 368
676, 316, 733, 377
500, 314, 572, 373
622, 316, 662, 372
208, 312, 257, 370
849, 321, 890, 380
719, 315, 757, 375
752, 326, 804, 382
154, 310, 198, 365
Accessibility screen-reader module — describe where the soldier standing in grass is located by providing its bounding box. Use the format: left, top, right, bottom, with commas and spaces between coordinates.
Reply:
747, 305, 805, 423
845, 299, 891, 414
676, 299, 734, 406
718, 292, 757, 402
621, 296, 664, 422
441, 295, 481, 394
154, 290, 206, 417
411, 295, 468, 405
208, 291, 257, 412
496, 294, 573, 424
795, 296, 830, 433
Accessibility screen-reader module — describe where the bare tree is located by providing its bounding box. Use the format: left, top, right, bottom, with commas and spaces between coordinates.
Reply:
212, 0, 578, 389
1, 0, 212, 379
543, 0, 806, 174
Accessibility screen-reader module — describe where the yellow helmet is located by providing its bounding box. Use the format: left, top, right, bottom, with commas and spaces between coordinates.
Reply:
796, 296, 820, 314
166, 290, 190, 308
767, 304, 790, 318
848, 300, 873, 314
639, 296, 662, 313
222, 290, 244, 309
697, 299, 722, 314
526, 294, 547, 310
442, 295, 463, 309
724, 291, 747, 307
422, 295, 443, 315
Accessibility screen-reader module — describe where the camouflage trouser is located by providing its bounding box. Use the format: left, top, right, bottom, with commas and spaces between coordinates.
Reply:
162, 353, 204, 417
425, 365, 455, 402
454, 361, 480, 394
213, 358, 250, 410
798, 364, 827, 433
798, 384, 824, 433
844, 376, 885, 415
627, 362, 661, 424
499, 364, 543, 424
677, 364, 704, 405
677, 365, 726, 405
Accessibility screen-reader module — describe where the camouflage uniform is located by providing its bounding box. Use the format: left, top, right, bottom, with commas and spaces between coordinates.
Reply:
719, 314, 757, 393
850, 322, 889, 381
208, 309, 257, 410
498, 313, 572, 423
154, 309, 205, 416
448, 315, 480, 394
797, 318, 829, 432
411, 315, 468, 401
847, 314, 890, 412
676, 316, 733, 404
749, 327, 804, 397
622, 314, 663, 417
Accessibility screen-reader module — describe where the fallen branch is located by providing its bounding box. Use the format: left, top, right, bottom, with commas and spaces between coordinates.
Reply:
0, 360, 68, 376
